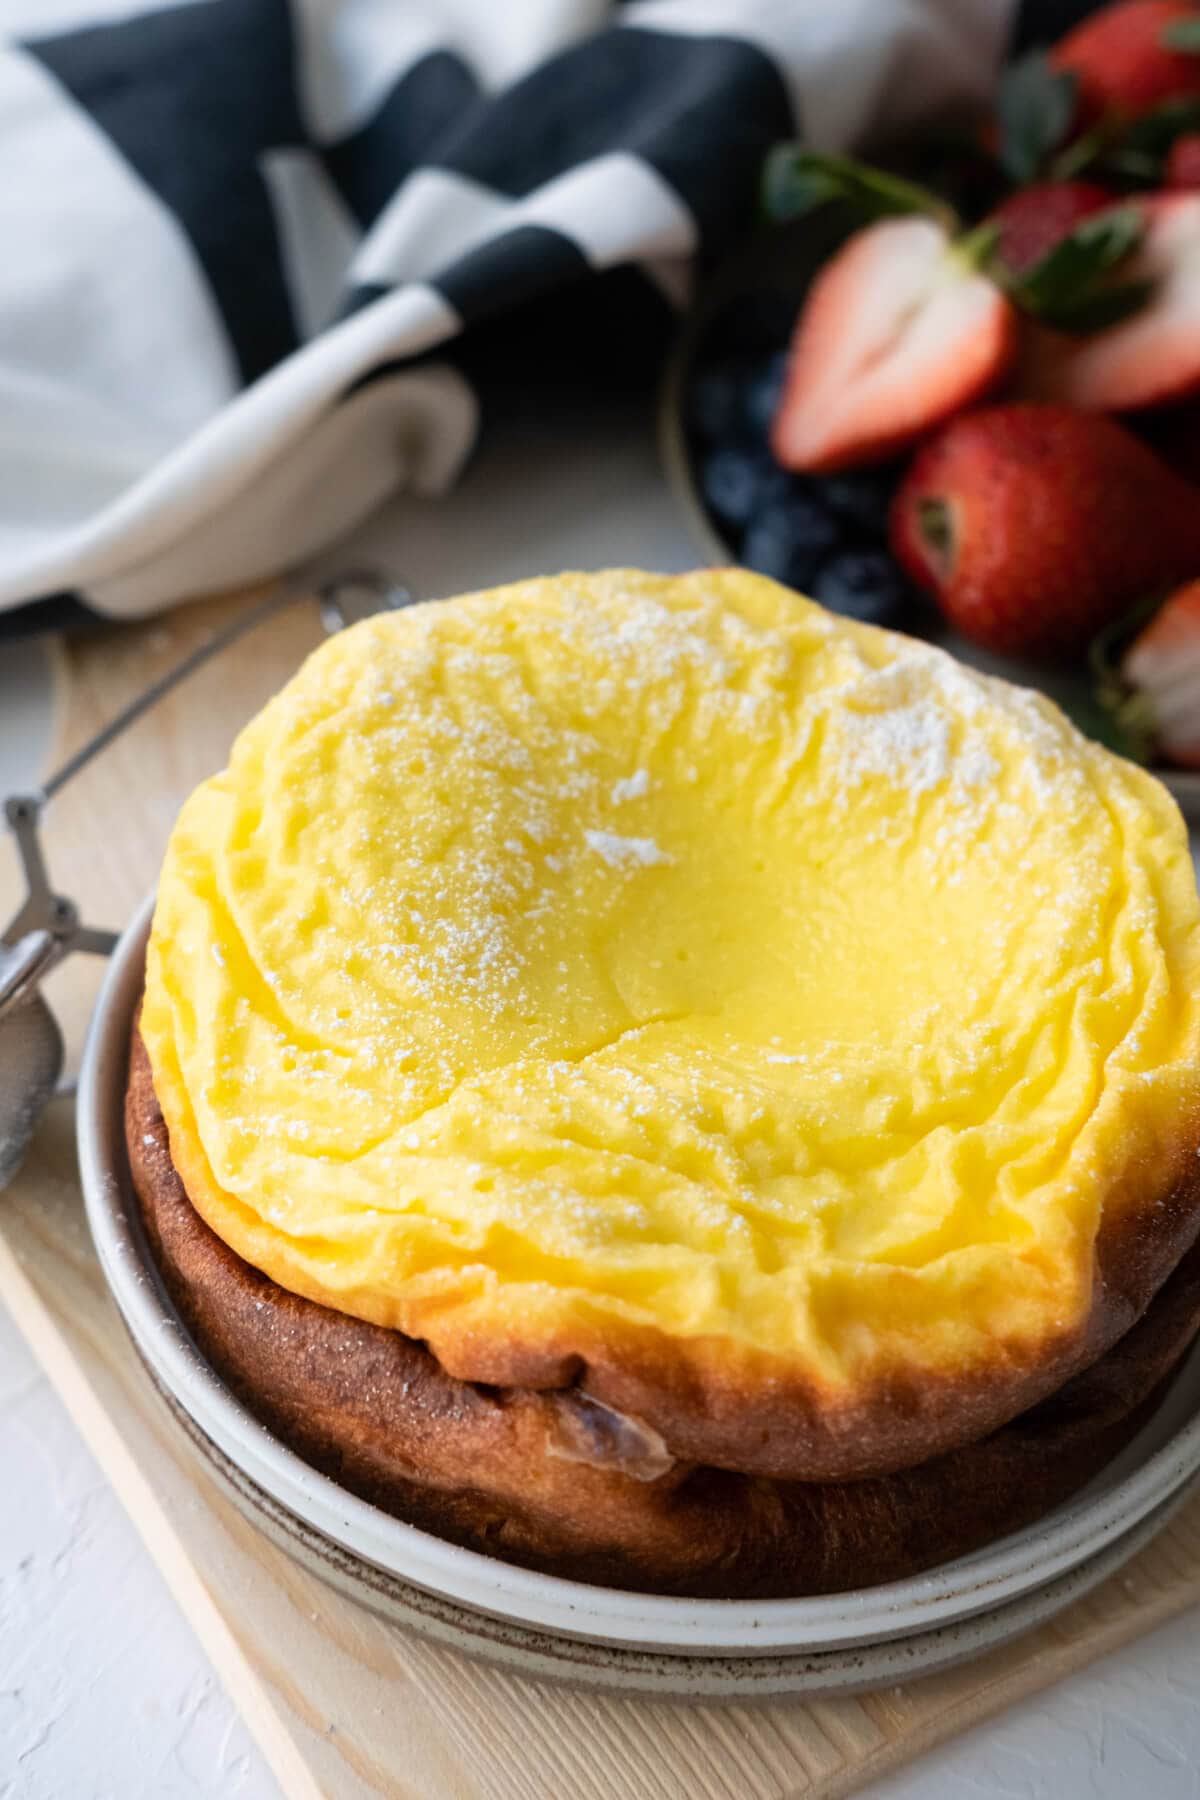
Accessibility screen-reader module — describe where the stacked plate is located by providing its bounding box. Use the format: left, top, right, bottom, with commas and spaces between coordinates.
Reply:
79, 897, 1200, 1700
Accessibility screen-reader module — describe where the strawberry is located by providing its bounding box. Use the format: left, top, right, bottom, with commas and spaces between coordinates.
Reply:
1051, 1, 1200, 125
990, 180, 1115, 273
1020, 192, 1200, 410
889, 403, 1200, 658
1166, 129, 1200, 181
770, 218, 1017, 473
1105, 580, 1200, 765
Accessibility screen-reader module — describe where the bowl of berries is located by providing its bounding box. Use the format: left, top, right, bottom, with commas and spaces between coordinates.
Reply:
661, 0, 1200, 818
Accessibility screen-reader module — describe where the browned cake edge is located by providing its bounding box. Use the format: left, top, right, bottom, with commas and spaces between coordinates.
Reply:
127, 1022, 1200, 1599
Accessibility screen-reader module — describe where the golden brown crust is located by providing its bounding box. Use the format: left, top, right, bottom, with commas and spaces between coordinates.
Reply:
127, 1023, 1200, 1597
425, 1093, 1200, 1481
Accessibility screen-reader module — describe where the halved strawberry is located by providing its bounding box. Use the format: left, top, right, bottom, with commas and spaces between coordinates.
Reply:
770, 218, 1017, 473
1103, 580, 1200, 767
1021, 192, 1200, 409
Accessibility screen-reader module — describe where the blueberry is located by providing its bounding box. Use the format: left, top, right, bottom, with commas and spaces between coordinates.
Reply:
742, 496, 842, 588
810, 549, 912, 628
700, 446, 782, 528
813, 468, 900, 541
743, 351, 789, 443
685, 355, 757, 442
686, 347, 792, 446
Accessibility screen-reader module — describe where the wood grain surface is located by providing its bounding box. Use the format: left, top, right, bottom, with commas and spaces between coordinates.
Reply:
3, 592, 1200, 1800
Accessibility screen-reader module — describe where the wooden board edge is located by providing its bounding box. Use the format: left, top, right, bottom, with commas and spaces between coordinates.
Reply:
0, 1230, 322, 1800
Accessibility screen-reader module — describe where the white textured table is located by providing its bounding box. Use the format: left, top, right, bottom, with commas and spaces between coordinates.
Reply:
3, 399, 1200, 1799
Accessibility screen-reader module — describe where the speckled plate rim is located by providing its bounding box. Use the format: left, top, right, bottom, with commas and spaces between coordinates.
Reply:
117, 1342, 1200, 1700
79, 893, 1200, 1658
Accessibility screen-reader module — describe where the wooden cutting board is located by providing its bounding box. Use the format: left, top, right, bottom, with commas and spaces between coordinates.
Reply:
4, 591, 1200, 1800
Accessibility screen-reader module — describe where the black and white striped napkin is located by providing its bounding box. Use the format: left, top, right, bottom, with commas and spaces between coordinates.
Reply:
0, 0, 1093, 628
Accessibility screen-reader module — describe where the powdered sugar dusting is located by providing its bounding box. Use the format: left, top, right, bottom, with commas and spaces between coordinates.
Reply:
835, 696, 955, 796
611, 769, 650, 804
585, 829, 673, 869
820, 649, 1061, 818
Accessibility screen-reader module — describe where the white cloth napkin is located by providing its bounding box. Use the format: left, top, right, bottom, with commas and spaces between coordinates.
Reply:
0, 0, 1048, 623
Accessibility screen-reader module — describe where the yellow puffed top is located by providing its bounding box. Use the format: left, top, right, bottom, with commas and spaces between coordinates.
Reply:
142, 569, 1200, 1462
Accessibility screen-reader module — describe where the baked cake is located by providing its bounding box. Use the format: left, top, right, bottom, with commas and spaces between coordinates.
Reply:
128, 569, 1200, 1594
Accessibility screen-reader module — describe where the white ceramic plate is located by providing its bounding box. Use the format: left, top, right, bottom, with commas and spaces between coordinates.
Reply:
134, 1359, 1200, 1699
79, 895, 1200, 1659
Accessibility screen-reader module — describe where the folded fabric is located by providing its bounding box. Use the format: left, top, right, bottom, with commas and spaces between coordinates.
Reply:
0, 0, 1090, 624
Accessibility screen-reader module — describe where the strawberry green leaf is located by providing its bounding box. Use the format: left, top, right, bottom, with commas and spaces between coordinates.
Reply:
996, 51, 1079, 184
1080, 100, 1200, 184
1046, 88, 1200, 185
1033, 278, 1155, 333
761, 147, 955, 230
1120, 94, 1200, 154
1005, 204, 1141, 298
1161, 16, 1200, 51
1066, 686, 1151, 760
1001, 205, 1149, 331
1089, 595, 1168, 763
